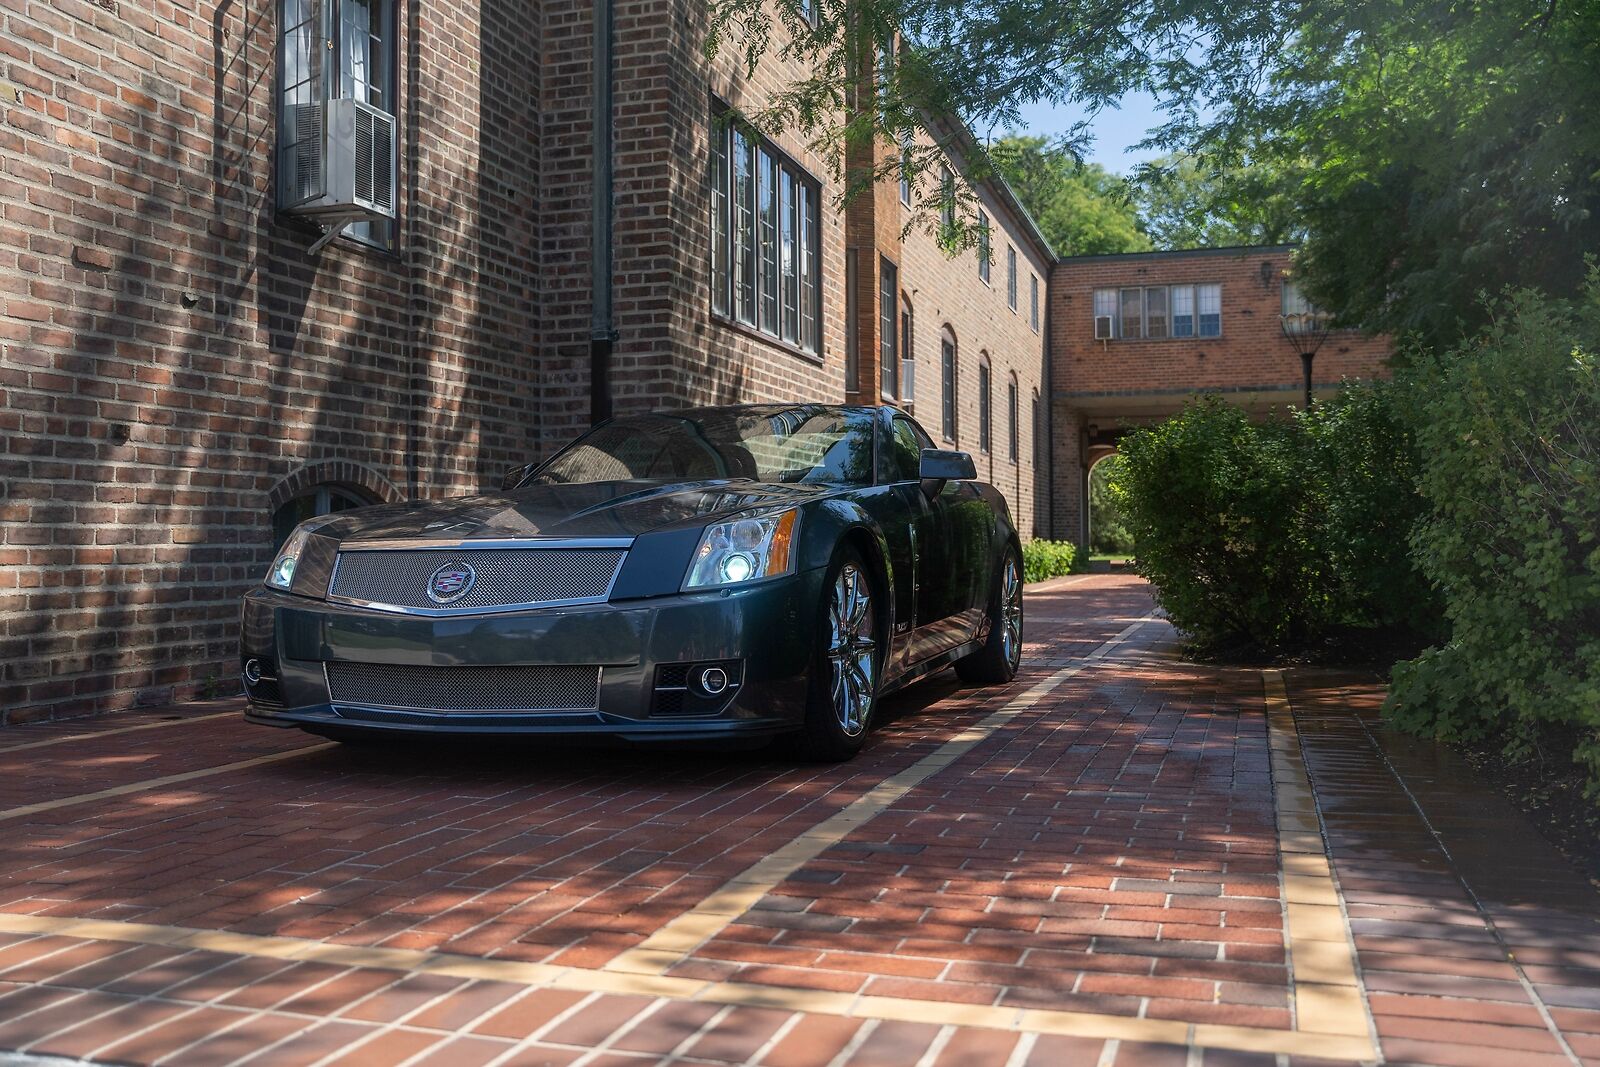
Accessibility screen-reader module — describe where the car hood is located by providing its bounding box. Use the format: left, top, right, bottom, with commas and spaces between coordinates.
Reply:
312, 480, 833, 543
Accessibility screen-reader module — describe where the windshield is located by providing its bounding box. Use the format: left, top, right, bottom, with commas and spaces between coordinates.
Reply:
531, 408, 875, 486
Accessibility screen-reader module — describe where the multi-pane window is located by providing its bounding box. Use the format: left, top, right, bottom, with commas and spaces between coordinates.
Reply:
880, 258, 898, 399
1170, 283, 1224, 337
1030, 275, 1040, 332
1282, 280, 1315, 317
939, 167, 955, 233
940, 334, 957, 440
978, 360, 992, 453
1093, 288, 1118, 327
977, 211, 991, 284
899, 299, 914, 403
710, 105, 823, 353
1007, 377, 1019, 462
1006, 245, 1018, 310
1096, 284, 1222, 339
757, 150, 777, 332
277, 0, 397, 248
1144, 286, 1168, 339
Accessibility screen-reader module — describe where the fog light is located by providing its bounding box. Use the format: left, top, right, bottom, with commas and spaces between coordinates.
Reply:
243, 659, 263, 685
699, 666, 729, 695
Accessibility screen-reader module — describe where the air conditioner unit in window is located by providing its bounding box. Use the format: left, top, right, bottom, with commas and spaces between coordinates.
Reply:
1094, 315, 1114, 341
900, 359, 916, 405
280, 98, 397, 251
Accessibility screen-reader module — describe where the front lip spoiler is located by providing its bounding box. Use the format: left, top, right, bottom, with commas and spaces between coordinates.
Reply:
244, 707, 795, 742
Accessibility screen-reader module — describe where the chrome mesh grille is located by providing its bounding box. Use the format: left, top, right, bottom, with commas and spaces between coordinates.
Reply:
325, 662, 600, 712
329, 548, 626, 612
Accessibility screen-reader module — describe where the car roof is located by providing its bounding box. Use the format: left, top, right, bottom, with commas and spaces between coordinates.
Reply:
624, 403, 886, 420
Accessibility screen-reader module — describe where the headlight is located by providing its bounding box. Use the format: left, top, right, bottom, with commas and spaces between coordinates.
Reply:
264, 525, 314, 591
683, 509, 799, 590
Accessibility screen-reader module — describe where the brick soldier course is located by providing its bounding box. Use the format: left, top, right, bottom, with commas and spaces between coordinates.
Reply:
0, 575, 1595, 1065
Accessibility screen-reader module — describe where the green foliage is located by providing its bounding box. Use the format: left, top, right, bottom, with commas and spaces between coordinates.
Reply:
1022, 539, 1080, 584
1088, 455, 1134, 554
1387, 280, 1600, 792
1300, 381, 1439, 636
1112, 389, 1434, 651
991, 137, 1150, 256
708, 0, 1600, 349
1114, 400, 1326, 649
1131, 153, 1301, 250
1251, 3, 1600, 348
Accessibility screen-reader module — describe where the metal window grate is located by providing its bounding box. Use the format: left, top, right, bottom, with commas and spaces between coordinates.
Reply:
325, 662, 601, 712
329, 547, 626, 613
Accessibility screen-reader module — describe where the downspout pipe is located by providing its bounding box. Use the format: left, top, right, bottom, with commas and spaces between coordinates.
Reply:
589, 0, 616, 424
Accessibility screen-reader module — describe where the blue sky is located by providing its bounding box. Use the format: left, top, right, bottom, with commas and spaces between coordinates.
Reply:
994, 92, 1171, 172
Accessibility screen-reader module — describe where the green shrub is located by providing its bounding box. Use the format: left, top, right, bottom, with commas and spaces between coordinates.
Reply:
1113, 399, 1328, 650
1089, 454, 1136, 554
1110, 386, 1435, 652
1301, 381, 1440, 637
1022, 539, 1079, 583
1386, 280, 1600, 793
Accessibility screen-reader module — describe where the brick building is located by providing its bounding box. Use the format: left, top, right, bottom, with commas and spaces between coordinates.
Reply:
0, 0, 1053, 722
1046, 246, 1391, 544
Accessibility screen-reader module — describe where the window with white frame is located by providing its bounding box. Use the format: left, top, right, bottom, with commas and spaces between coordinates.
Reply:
880, 258, 898, 399
1282, 280, 1316, 316
1030, 274, 1039, 332
277, 0, 397, 249
899, 295, 914, 404
710, 105, 822, 353
977, 210, 991, 284
1095, 283, 1221, 339
1006, 245, 1018, 310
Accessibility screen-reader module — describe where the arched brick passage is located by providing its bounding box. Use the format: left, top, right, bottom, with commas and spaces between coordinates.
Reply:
266, 461, 403, 512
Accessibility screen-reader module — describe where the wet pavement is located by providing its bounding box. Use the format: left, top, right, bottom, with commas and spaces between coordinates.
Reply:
0, 573, 1593, 1066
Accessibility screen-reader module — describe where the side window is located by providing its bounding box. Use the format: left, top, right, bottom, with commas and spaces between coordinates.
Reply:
889, 418, 923, 483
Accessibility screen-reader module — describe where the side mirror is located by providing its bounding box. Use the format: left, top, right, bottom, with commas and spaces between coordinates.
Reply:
919, 448, 977, 481
501, 463, 533, 491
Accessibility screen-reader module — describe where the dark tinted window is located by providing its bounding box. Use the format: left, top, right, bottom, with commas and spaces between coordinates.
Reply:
887, 417, 926, 483
534, 409, 875, 486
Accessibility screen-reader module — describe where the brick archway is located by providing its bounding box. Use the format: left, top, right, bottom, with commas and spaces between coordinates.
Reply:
266, 460, 403, 511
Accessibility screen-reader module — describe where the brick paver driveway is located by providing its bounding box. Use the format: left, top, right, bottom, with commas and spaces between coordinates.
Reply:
0, 574, 1596, 1066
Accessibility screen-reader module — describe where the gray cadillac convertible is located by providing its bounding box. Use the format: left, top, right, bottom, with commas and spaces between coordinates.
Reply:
241, 404, 1024, 759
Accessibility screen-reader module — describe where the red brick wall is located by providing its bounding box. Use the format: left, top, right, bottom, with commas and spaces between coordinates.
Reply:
1, 0, 541, 721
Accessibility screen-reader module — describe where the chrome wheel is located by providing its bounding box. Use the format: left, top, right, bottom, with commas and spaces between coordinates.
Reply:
1000, 555, 1023, 669
827, 563, 876, 737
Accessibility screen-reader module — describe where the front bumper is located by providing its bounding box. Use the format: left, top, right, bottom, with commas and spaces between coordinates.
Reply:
239, 571, 822, 740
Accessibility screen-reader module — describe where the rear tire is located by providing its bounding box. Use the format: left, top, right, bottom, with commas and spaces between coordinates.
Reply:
796, 546, 882, 761
956, 546, 1023, 685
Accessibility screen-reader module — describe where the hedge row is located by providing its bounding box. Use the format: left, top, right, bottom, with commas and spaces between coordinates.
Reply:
1022, 540, 1079, 583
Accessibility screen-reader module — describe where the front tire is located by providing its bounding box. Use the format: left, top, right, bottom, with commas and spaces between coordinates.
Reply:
796, 546, 881, 761
956, 546, 1023, 685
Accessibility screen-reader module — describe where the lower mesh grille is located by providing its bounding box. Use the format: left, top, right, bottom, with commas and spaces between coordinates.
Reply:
325, 662, 600, 712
